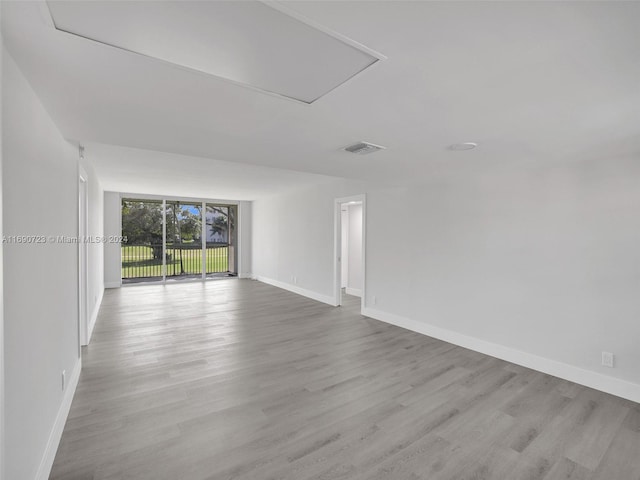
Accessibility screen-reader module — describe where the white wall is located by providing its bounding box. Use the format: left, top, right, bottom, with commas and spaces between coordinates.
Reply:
251, 161, 640, 402
2, 49, 80, 480
103, 191, 122, 288
80, 156, 104, 339
346, 203, 363, 296
252, 180, 365, 305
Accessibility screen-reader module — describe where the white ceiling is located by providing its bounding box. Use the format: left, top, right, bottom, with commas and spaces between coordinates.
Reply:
86, 142, 338, 201
3, 1, 640, 197
46, 1, 380, 103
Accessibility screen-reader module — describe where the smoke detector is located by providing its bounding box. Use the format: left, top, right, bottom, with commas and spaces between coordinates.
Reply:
344, 141, 386, 155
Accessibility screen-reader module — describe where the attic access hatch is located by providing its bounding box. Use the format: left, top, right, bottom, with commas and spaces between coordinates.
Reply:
46, 0, 383, 103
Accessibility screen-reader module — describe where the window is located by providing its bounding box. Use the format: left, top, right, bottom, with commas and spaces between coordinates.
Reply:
121, 198, 238, 283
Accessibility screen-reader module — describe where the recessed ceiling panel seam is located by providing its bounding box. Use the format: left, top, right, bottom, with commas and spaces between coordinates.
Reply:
45, 0, 384, 104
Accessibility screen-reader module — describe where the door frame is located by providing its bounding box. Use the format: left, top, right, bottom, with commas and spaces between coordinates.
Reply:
78, 168, 89, 348
334, 194, 366, 311
119, 194, 242, 285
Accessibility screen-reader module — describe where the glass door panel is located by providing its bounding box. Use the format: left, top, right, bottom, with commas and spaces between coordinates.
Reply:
121, 199, 164, 283
205, 204, 237, 277
166, 201, 203, 280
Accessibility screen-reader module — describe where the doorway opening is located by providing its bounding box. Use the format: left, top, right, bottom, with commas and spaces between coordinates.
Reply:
334, 195, 365, 311
120, 198, 238, 284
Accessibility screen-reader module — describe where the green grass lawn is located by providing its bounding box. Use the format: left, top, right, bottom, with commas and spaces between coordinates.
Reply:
122, 245, 229, 278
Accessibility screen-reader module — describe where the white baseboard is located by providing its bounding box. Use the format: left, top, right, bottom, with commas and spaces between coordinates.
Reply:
35, 358, 82, 480
362, 306, 640, 404
254, 275, 337, 306
238, 272, 253, 279
104, 281, 121, 288
345, 287, 362, 298
86, 287, 104, 344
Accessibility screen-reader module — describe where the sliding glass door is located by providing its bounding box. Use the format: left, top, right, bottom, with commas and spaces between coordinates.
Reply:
205, 204, 237, 278
166, 201, 203, 280
121, 199, 164, 283
121, 198, 238, 284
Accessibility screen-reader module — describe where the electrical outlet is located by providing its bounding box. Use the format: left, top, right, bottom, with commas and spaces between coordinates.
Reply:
61, 370, 66, 390
602, 351, 614, 368
372, 295, 377, 305
293, 276, 297, 284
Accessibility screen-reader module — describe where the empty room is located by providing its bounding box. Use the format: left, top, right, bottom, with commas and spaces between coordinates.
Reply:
2, 1, 640, 479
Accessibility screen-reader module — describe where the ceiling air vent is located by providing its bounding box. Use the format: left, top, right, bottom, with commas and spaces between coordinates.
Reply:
344, 142, 386, 155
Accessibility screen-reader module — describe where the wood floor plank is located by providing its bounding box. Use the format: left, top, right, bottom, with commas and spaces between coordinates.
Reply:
49, 279, 640, 480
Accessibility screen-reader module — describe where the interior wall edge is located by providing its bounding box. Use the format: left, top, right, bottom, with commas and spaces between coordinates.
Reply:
253, 275, 338, 307
86, 286, 104, 344
0, 9, 5, 479
33, 358, 81, 480
345, 287, 362, 297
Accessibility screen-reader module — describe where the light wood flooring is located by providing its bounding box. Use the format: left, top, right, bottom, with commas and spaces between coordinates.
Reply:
50, 279, 640, 479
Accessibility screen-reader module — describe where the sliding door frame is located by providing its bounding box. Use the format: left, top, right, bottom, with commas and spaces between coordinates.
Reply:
119, 193, 243, 286
201, 202, 207, 281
